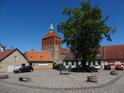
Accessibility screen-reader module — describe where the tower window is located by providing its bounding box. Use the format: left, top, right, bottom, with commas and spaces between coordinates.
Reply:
45, 41, 47, 45
47, 40, 49, 45
59, 40, 61, 44
58, 40, 60, 45
56, 40, 57, 45
57, 40, 59, 45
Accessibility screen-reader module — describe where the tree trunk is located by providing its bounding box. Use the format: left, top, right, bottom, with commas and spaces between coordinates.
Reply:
81, 60, 86, 69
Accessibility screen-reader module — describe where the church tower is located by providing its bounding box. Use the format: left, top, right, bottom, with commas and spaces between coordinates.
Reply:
42, 24, 62, 63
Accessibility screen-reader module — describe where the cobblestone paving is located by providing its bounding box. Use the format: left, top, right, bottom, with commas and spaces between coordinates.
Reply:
0, 70, 124, 93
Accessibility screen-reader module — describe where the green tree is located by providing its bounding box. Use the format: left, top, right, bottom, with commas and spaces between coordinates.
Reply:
58, 0, 116, 68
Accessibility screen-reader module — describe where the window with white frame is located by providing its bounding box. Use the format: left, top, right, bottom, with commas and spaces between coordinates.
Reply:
66, 62, 68, 65
39, 63, 48, 67
72, 61, 74, 65
13, 56, 18, 61
63, 62, 66, 66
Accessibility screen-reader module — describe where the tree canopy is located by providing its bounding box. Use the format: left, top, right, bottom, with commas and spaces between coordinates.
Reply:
58, 0, 116, 66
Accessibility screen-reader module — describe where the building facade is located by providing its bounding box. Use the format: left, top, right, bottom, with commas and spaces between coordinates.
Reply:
63, 52, 81, 68
63, 45, 124, 69
103, 45, 124, 69
26, 51, 53, 70
63, 51, 104, 69
0, 49, 27, 72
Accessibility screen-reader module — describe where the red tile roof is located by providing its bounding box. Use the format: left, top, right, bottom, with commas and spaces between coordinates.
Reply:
42, 31, 61, 39
64, 52, 81, 61
61, 48, 69, 55
0, 49, 17, 61
104, 45, 124, 60
26, 51, 53, 62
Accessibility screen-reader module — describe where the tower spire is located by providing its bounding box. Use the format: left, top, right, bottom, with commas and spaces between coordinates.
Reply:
49, 24, 54, 33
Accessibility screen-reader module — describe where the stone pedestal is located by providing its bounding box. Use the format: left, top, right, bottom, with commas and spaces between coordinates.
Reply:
19, 77, 31, 82
110, 71, 119, 75
87, 76, 98, 82
0, 74, 9, 79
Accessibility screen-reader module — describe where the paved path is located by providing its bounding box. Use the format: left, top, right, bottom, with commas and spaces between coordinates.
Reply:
0, 70, 124, 93
0, 70, 119, 88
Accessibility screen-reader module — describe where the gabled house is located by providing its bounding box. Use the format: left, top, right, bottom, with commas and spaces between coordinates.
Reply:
26, 51, 53, 70
0, 48, 27, 72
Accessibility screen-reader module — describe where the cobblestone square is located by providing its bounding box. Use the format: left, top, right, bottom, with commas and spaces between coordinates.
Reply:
0, 70, 124, 93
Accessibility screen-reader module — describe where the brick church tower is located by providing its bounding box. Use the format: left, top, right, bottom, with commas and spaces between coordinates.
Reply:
42, 24, 62, 63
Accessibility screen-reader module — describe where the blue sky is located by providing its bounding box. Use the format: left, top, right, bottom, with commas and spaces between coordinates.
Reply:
0, 0, 124, 52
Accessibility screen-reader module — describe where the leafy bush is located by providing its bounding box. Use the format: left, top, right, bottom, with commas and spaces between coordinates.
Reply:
71, 68, 85, 72
87, 67, 98, 72
71, 66, 98, 72
53, 63, 63, 70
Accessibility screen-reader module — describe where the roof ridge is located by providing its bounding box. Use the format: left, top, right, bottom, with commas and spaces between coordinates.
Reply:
1, 48, 17, 52
27, 51, 49, 53
42, 31, 61, 39
0, 48, 17, 61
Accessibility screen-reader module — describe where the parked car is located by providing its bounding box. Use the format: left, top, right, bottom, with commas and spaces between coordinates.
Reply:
94, 65, 101, 70
14, 66, 33, 73
104, 65, 111, 70
14, 66, 21, 71
115, 65, 123, 70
